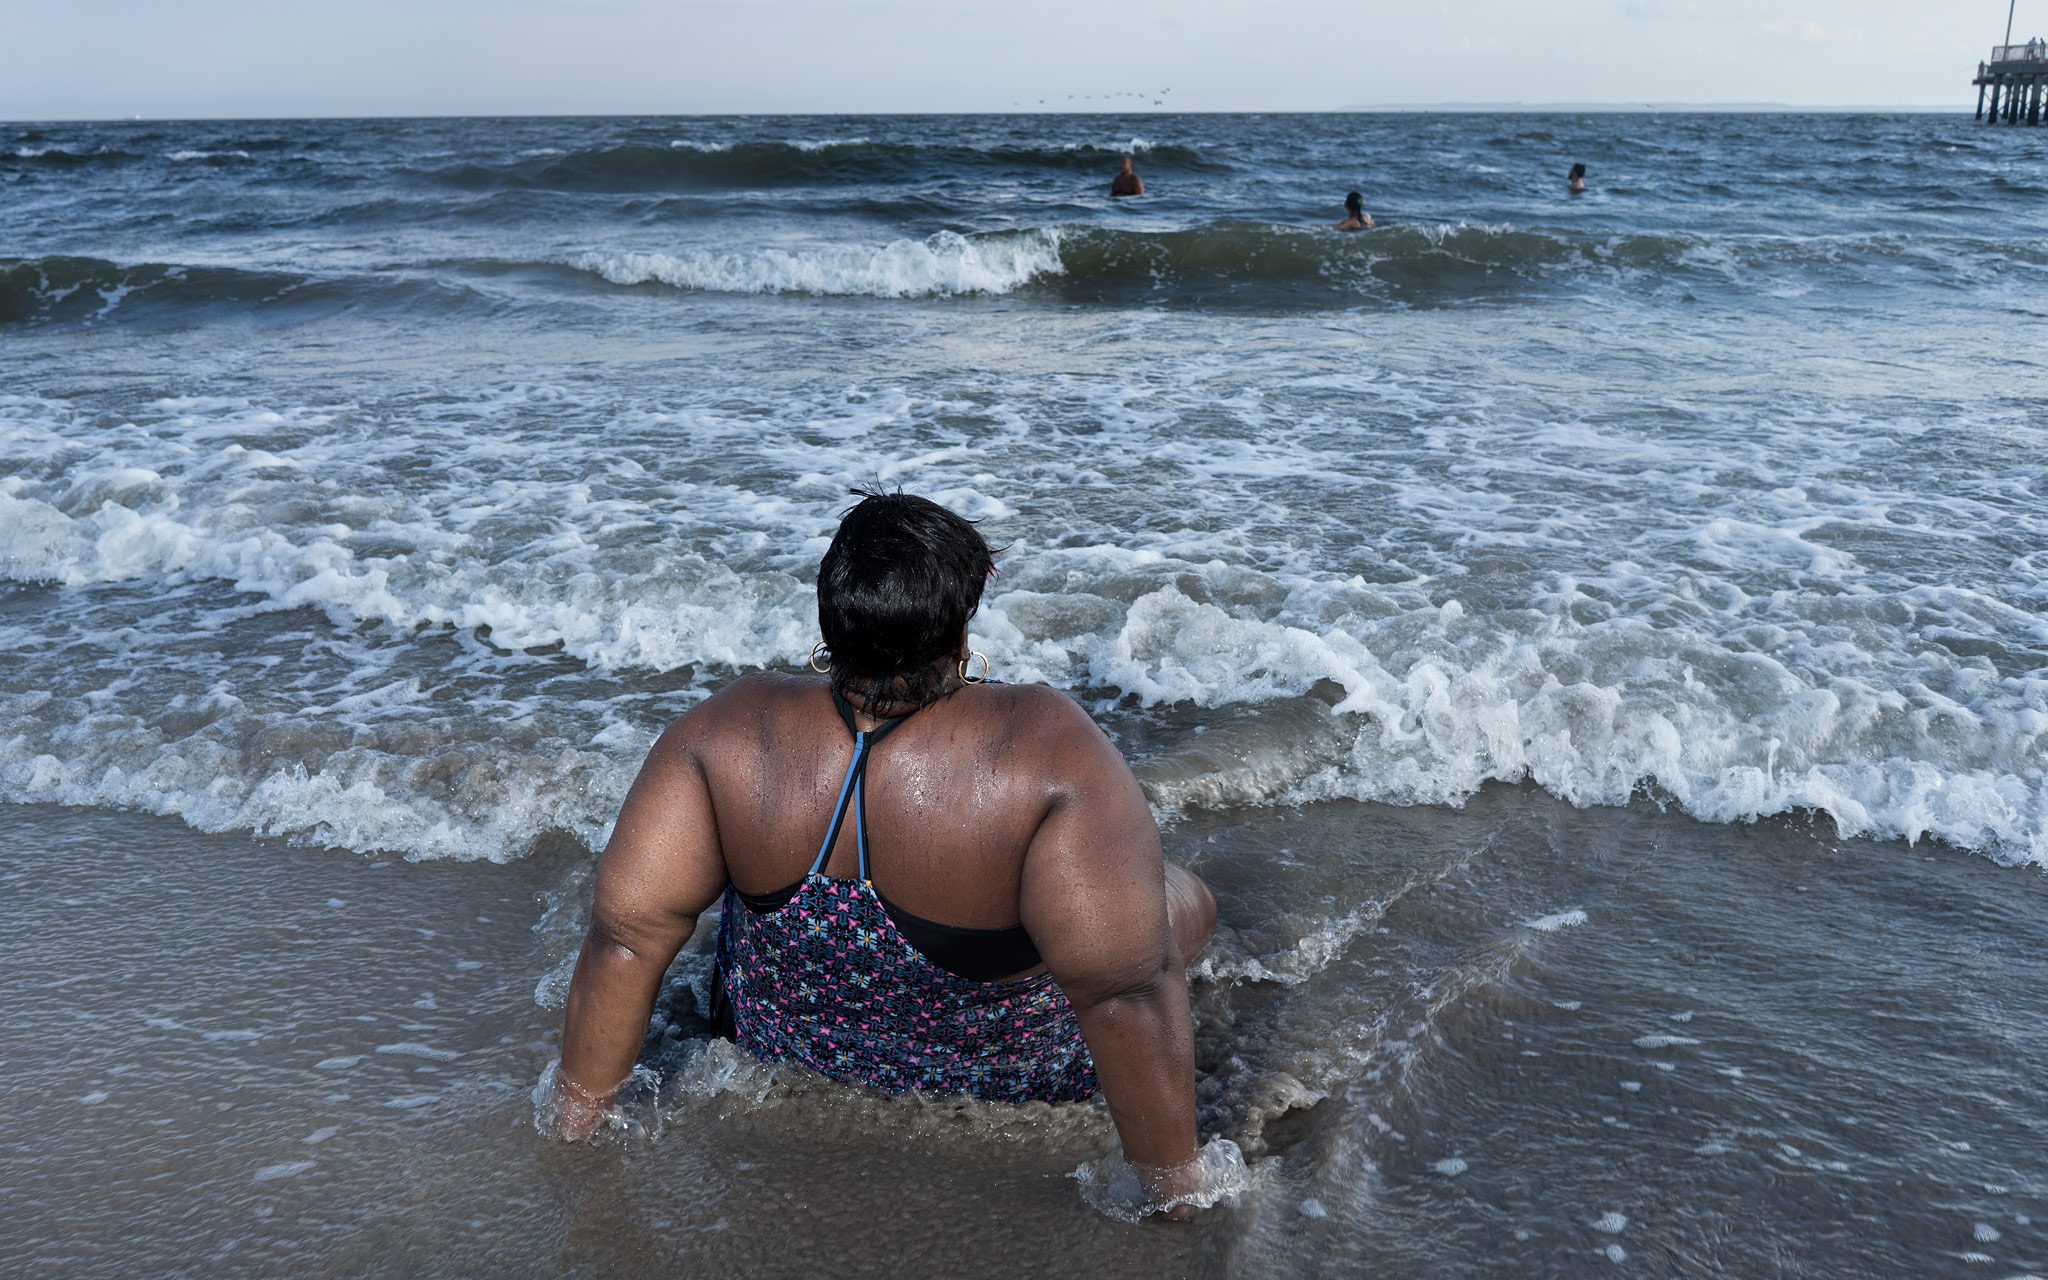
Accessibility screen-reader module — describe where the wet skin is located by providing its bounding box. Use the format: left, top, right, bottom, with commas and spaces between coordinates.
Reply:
551, 653, 1217, 1208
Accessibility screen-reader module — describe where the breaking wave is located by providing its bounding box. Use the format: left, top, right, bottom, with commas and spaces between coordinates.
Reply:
2, 386, 2042, 867
564, 229, 1064, 298
12, 222, 2041, 324
554, 222, 2045, 307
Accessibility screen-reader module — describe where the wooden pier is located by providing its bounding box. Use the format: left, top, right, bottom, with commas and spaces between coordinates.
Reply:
1976, 43, 2048, 124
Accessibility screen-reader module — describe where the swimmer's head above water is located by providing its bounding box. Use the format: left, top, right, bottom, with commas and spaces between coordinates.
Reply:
1333, 191, 1372, 231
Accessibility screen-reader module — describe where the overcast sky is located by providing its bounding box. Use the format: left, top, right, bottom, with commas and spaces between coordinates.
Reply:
2, 0, 2022, 119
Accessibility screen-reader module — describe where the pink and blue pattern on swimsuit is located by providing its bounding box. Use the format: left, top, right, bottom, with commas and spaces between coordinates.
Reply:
716, 876, 1098, 1103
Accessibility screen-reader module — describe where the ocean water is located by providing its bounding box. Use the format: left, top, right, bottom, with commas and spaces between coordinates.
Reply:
3, 112, 2046, 1276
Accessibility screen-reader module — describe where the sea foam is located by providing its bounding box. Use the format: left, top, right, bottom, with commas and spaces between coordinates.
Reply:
2, 368, 2043, 867
565, 229, 1063, 298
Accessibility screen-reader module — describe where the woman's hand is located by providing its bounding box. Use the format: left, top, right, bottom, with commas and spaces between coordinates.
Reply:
544, 1066, 624, 1141
1134, 1153, 1208, 1220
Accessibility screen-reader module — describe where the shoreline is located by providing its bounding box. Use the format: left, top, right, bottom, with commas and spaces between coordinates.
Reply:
7, 787, 2044, 1276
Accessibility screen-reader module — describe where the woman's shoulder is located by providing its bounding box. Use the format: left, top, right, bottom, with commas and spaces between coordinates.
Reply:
664, 673, 1099, 752
964, 685, 1137, 809
970, 682, 1115, 754
656, 671, 823, 747
976, 678, 1084, 713
676, 669, 812, 716
720, 669, 819, 702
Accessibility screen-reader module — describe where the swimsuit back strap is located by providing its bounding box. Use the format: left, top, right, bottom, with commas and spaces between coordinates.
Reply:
855, 759, 873, 882
806, 735, 869, 877
811, 688, 918, 879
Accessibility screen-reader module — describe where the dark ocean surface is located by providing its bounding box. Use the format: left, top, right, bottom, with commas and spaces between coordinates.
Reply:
3, 112, 2045, 1277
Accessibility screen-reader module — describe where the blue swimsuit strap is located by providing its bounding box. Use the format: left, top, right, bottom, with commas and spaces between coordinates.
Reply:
788, 685, 1044, 982
804, 691, 915, 880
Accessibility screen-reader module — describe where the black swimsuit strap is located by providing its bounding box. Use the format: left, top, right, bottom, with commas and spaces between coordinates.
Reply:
829, 688, 915, 747
812, 689, 923, 879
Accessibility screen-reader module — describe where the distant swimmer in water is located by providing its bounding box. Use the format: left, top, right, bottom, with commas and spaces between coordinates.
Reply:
542, 490, 1220, 1215
1111, 155, 1144, 197
1569, 162, 1587, 194
1333, 191, 1373, 231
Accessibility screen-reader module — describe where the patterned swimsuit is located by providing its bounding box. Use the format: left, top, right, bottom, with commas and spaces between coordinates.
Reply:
713, 695, 1098, 1104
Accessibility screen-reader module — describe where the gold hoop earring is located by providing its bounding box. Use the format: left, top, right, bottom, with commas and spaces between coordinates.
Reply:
958, 651, 990, 684
809, 641, 832, 674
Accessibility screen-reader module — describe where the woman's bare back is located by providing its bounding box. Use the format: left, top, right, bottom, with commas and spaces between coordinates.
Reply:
697, 672, 1094, 936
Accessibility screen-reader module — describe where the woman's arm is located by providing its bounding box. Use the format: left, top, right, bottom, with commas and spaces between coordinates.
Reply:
1016, 694, 1201, 1206
548, 709, 730, 1138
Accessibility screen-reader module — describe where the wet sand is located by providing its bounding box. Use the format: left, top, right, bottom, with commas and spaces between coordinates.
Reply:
5, 792, 2044, 1277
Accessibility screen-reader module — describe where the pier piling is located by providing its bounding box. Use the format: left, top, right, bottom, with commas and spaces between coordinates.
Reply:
1975, 43, 2048, 124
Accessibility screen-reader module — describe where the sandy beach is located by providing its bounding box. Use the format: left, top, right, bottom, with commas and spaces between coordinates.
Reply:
7, 787, 2046, 1275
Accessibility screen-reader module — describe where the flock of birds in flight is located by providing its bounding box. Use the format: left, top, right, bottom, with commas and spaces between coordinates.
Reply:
1011, 89, 1172, 107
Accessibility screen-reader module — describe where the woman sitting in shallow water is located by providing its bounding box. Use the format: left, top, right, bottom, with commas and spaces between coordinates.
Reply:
545, 490, 1218, 1209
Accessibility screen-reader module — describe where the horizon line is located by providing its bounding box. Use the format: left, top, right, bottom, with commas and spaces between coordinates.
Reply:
2, 102, 1974, 124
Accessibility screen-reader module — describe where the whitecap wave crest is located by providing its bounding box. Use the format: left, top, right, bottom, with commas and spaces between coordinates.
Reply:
566, 230, 1063, 298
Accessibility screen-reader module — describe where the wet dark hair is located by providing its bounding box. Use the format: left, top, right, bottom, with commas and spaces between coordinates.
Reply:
1345, 191, 1364, 213
817, 488, 994, 709
1569, 163, 1587, 180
